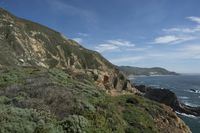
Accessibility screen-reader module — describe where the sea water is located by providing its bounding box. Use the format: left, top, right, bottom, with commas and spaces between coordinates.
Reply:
130, 75, 200, 133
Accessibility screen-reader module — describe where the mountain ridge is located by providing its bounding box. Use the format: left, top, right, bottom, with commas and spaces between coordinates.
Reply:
119, 66, 178, 76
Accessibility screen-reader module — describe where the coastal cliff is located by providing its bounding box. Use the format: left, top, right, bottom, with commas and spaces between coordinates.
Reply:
0, 8, 191, 133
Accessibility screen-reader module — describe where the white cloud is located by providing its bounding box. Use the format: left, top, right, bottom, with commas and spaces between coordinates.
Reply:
95, 44, 119, 53
163, 16, 200, 33
73, 38, 83, 43
187, 16, 200, 24
72, 33, 89, 44
153, 35, 195, 44
163, 27, 200, 33
154, 35, 179, 44
95, 39, 135, 53
155, 16, 200, 45
106, 40, 135, 47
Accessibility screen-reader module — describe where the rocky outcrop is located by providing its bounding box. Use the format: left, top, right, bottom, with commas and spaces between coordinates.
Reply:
135, 85, 200, 116
152, 104, 192, 133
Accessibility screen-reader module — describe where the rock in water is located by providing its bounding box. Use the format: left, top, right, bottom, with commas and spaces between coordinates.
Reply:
135, 85, 200, 116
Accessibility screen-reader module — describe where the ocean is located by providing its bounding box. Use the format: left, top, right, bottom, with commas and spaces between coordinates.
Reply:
130, 75, 200, 133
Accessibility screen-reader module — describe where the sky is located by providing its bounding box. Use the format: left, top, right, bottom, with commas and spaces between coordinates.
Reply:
1, 0, 200, 73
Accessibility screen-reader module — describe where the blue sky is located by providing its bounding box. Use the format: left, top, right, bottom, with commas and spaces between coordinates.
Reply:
1, 0, 200, 73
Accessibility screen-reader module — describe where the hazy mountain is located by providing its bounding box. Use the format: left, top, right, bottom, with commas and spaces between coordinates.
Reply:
119, 66, 178, 76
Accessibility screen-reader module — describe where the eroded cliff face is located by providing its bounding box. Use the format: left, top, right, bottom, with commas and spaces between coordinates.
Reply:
0, 8, 135, 93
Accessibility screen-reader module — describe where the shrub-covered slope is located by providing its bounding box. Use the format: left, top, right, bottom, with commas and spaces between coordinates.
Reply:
0, 67, 191, 133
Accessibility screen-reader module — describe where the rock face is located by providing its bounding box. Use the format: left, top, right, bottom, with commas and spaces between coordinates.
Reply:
135, 85, 200, 116
0, 8, 192, 133
0, 8, 135, 93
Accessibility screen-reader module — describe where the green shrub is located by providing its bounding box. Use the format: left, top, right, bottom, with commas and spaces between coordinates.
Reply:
0, 105, 63, 133
60, 115, 89, 133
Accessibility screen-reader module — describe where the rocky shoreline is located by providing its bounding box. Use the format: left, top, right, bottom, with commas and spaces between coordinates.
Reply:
135, 85, 200, 117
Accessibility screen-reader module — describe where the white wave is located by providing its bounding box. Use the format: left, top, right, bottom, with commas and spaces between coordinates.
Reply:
176, 112, 199, 119
179, 96, 189, 100
184, 89, 200, 94
149, 84, 160, 88
184, 102, 200, 107
128, 76, 135, 80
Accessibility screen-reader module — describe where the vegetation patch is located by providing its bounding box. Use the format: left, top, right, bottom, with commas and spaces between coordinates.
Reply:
0, 104, 63, 133
0, 67, 173, 133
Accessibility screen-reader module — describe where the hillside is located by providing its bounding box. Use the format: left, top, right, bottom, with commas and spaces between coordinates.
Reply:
119, 66, 178, 76
0, 8, 191, 133
0, 8, 137, 93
